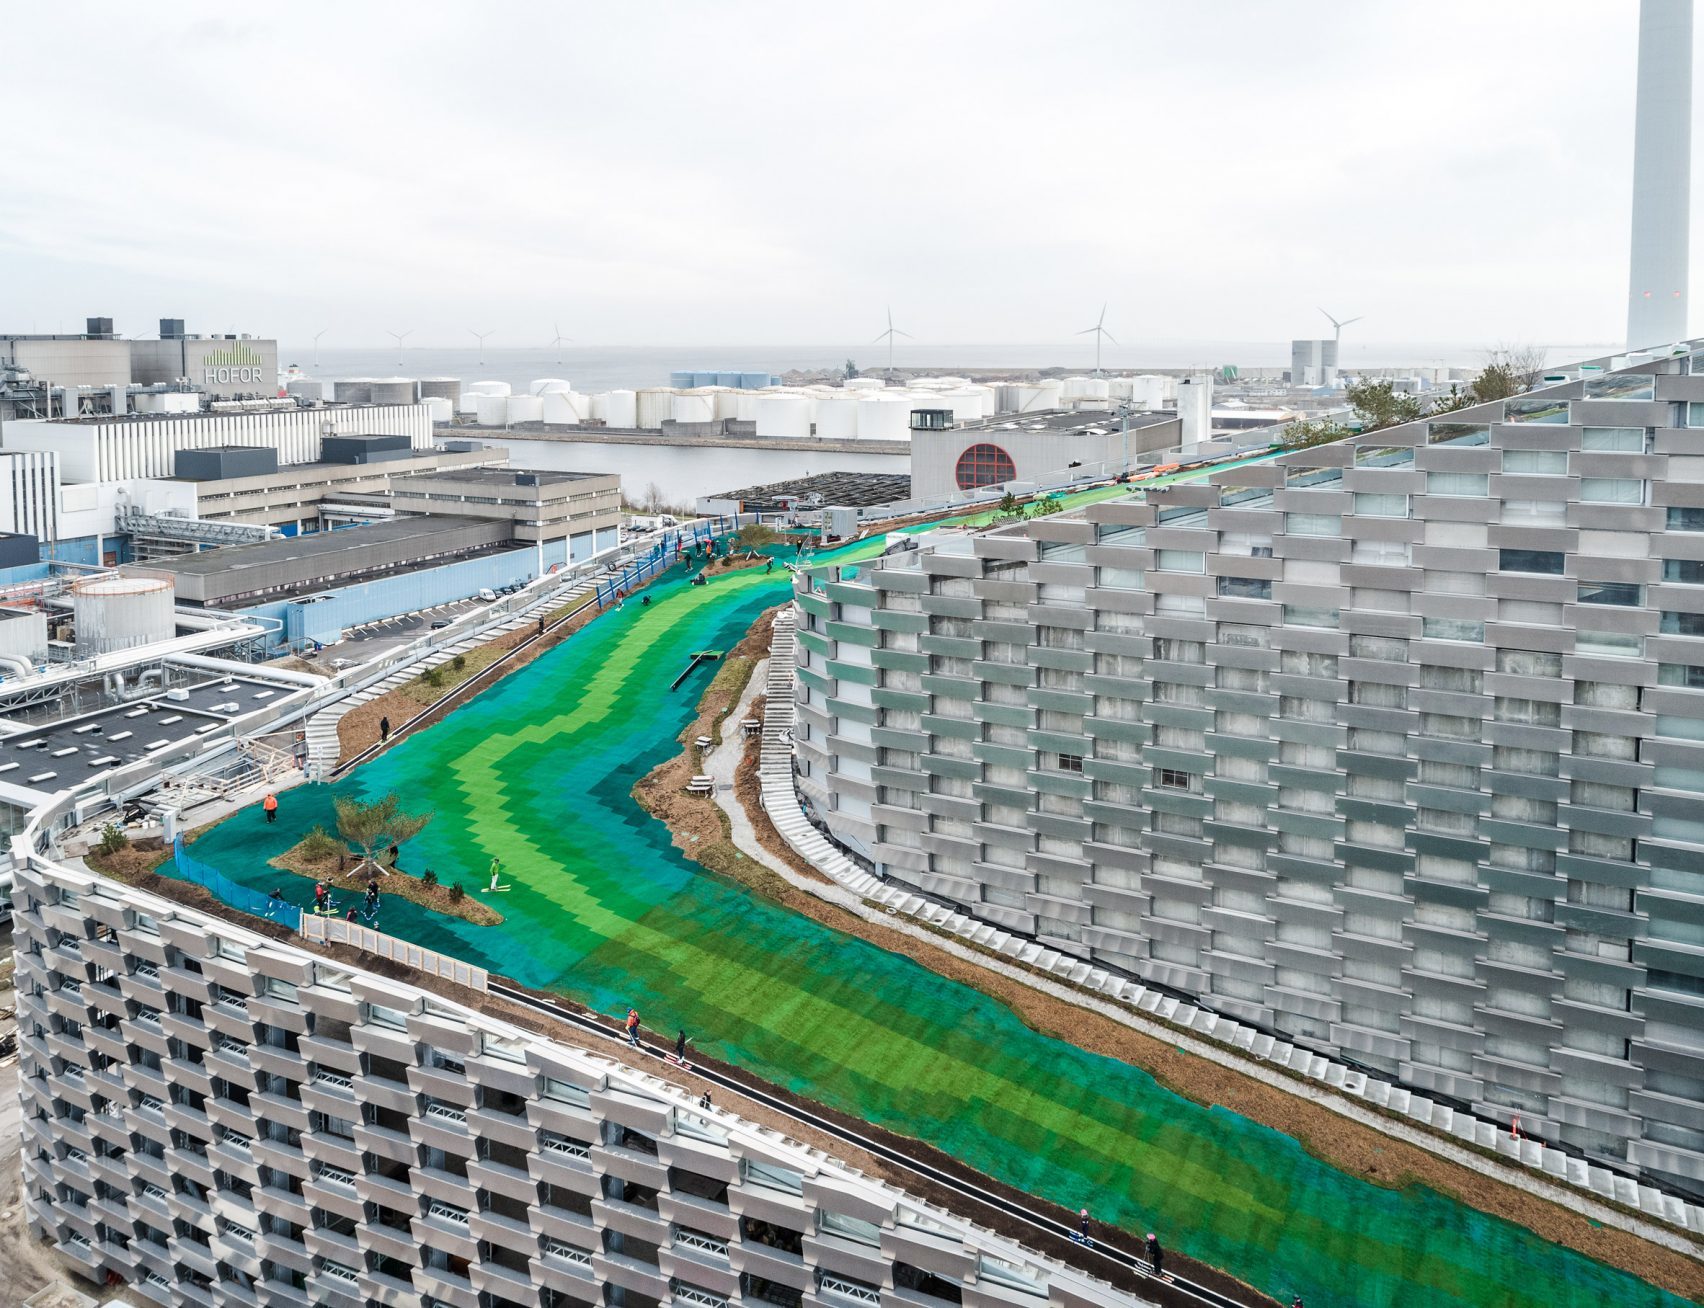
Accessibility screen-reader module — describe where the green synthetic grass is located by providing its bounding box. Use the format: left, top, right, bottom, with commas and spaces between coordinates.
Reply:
168, 478, 1693, 1308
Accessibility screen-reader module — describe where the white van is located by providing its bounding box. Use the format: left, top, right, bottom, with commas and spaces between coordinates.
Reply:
476, 588, 498, 602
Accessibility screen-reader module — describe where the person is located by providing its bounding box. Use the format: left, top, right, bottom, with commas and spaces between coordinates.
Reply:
641, 594, 651, 607
1076, 1209, 1090, 1245
698, 1090, 712, 1110
345, 906, 360, 922
765, 558, 774, 574
691, 572, 707, 587
1145, 1234, 1163, 1280
387, 843, 399, 867
313, 881, 329, 914
616, 592, 625, 610
537, 616, 545, 639
379, 716, 391, 742
489, 856, 502, 892
365, 880, 380, 912
1291, 1299, 1303, 1308
674, 1030, 687, 1063
263, 792, 278, 823
266, 888, 285, 918
624, 1008, 641, 1047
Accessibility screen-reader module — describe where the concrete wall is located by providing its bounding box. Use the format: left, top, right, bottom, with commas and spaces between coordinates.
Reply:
910, 419, 1183, 502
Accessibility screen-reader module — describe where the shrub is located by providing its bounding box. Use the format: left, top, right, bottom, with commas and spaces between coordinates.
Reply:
300, 824, 341, 862
97, 823, 129, 856
448, 882, 465, 902
422, 666, 446, 689
421, 868, 438, 887
451, 653, 466, 672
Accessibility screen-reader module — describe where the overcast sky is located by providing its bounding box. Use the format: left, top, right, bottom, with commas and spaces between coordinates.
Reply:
0, 2, 1679, 350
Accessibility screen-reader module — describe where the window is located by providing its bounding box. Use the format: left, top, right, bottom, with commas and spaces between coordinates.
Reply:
1156, 550, 1204, 572
1217, 576, 1272, 600
1580, 478, 1645, 505
1283, 605, 1339, 629
1668, 507, 1704, 532
1582, 426, 1645, 452
1506, 399, 1570, 424
1353, 493, 1408, 517
1499, 549, 1565, 575
1663, 559, 1704, 584
1428, 423, 1490, 447
953, 444, 1016, 490
1661, 611, 1704, 637
1503, 449, 1569, 474
1658, 664, 1704, 689
1156, 769, 1197, 791
1578, 581, 1642, 607
1578, 630, 1643, 658
1285, 513, 1340, 537
1427, 472, 1488, 498
1423, 617, 1484, 642
1355, 445, 1414, 467
1056, 754, 1083, 773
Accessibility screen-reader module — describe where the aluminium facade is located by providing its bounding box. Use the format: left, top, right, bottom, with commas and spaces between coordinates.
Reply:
13, 860, 1141, 1308
794, 347, 1704, 1195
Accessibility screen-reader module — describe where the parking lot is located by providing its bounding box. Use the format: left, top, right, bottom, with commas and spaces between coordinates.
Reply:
312, 596, 494, 666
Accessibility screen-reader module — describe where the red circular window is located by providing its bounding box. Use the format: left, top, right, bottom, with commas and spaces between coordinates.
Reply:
955, 442, 1016, 490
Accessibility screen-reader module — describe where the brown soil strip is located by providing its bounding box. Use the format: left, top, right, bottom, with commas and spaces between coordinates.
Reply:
267, 836, 503, 926
634, 613, 1704, 1302
84, 836, 174, 881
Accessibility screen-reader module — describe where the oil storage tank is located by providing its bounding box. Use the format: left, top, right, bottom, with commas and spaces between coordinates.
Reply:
605, 390, 638, 427
756, 393, 812, 438
334, 378, 375, 404
672, 391, 716, 424
369, 377, 417, 405
418, 377, 462, 405
636, 388, 674, 430
814, 394, 860, 439
74, 575, 175, 656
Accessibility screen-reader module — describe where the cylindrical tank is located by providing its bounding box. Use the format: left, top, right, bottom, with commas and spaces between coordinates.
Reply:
506, 394, 544, 424
1107, 376, 1134, 400
814, 395, 861, 439
369, 377, 416, 405
669, 371, 696, 390
844, 376, 886, 391
73, 576, 175, 656
334, 378, 375, 404
541, 391, 584, 425
589, 393, 608, 422
605, 389, 638, 427
739, 371, 770, 390
672, 391, 716, 424
856, 393, 913, 440
636, 388, 674, 430
692, 371, 718, 389
418, 377, 462, 404
474, 394, 511, 426
286, 379, 327, 403
1062, 375, 1091, 400
422, 396, 454, 423
466, 379, 511, 397
755, 394, 812, 438
935, 388, 986, 424
711, 388, 741, 420
530, 378, 573, 396
456, 390, 480, 414
734, 391, 764, 422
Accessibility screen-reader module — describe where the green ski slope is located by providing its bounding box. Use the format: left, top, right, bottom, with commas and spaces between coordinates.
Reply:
169, 474, 1691, 1308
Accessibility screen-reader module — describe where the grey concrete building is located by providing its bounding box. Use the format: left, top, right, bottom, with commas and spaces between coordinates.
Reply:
389, 469, 624, 546
908, 412, 1183, 505
794, 345, 1704, 1196
11, 859, 1144, 1308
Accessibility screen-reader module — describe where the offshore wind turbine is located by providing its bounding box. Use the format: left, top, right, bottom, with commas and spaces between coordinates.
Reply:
550, 322, 572, 364
387, 329, 412, 368
873, 307, 911, 374
1319, 307, 1363, 350
469, 328, 495, 366
312, 329, 328, 369
1077, 303, 1118, 374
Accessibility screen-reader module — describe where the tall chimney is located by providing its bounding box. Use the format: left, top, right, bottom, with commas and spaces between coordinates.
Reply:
1628, 0, 1692, 349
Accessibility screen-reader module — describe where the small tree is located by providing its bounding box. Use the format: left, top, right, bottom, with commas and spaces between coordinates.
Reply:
1279, 417, 1353, 450
97, 823, 129, 857
1026, 492, 1063, 518
996, 492, 1022, 518
735, 523, 778, 556
333, 792, 433, 876
300, 824, 340, 862
843, 359, 860, 380
1345, 378, 1425, 432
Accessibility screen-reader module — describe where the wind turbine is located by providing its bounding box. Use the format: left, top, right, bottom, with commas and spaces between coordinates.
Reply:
312, 329, 328, 369
1077, 303, 1118, 374
1319, 307, 1363, 350
469, 328, 495, 366
872, 307, 911, 374
550, 322, 572, 364
387, 329, 412, 368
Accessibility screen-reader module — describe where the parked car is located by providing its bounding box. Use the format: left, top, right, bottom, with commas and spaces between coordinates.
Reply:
476, 588, 498, 602
430, 618, 452, 629
330, 657, 356, 671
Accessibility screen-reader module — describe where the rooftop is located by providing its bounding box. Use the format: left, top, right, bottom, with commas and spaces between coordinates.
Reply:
42, 401, 414, 427
710, 470, 913, 509
957, 407, 1179, 436
138, 515, 490, 578
400, 467, 611, 487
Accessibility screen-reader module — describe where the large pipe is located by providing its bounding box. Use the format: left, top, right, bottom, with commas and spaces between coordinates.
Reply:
166, 652, 323, 688
0, 655, 33, 680
1628, 0, 1693, 349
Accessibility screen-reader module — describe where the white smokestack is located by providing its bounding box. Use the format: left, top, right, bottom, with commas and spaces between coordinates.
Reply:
1628, 0, 1692, 349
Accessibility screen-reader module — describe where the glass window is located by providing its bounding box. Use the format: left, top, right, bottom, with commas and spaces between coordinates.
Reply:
1156, 768, 1198, 791
1353, 493, 1408, 518
1285, 513, 1340, 537
1658, 664, 1704, 688
1581, 426, 1645, 452
1577, 630, 1643, 658
1580, 478, 1645, 505
1427, 472, 1488, 498
1285, 465, 1343, 489
1688, 402, 1704, 428
1667, 506, 1704, 532
1217, 576, 1272, 600
1661, 611, 1704, 636
1506, 399, 1571, 424
1428, 423, 1491, 447
1355, 445, 1414, 467
1583, 375, 1655, 401
1503, 449, 1569, 474
1663, 559, 1704, 584
953, 443, 1016, 491
1499, 549, 1565, 575
1423, 617, 1484, 642
1577, 581, 1642, 607
1283, 605, 1340, 629
1156, 550, 1204, 572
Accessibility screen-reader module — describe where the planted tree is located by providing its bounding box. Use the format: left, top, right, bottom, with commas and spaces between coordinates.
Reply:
1279, 417, 1353, 450
333, 792, 433, 876
1345, 378, 1425, 432
735, 523, 778, 557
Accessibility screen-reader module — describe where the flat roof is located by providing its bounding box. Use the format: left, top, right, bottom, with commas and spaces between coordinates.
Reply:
141, 515, 491, 577
400, 467, 610, 487
710, 470, 912, 509
959, 407, 1178, 435
45, 402, 415, 427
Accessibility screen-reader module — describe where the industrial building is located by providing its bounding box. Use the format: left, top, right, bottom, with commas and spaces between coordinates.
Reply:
907, 409, 1185, 503
0, 317, 279, 409
793, 342, 1704, 1196
388, 468, 623, 546
11, 858, 1143, 1308
1290, 339, 1339, 387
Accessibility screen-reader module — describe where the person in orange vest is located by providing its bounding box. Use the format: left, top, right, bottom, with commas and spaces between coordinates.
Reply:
263, 793, 279, 824
624, 1008, 641, 1048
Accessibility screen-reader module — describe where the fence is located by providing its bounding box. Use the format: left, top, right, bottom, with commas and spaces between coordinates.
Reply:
299, 914, 488, 991
594, 515, 741, 607
172, 835, 302, 933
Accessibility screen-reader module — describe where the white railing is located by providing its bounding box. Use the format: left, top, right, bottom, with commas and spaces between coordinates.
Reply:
298, 915, 488, 991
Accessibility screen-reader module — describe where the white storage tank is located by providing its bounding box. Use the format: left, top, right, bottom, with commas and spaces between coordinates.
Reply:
286, 379, 327, 403
541, 391, 585, 425
857, 393, 914, 440
334, 378, 376, 404
529, 378, 573, 396
814, 394, 861, 439
74, 576, 175, 656
711, 388, 741, 421
589, 393, 609, 422
734, 390, 764, 423
422, 396, 454, 423
466, 380, 512, 397
672, 391, 717, 424
506, 394, 544, 424
844, 376, 886, 391
474, 394, 511, 426
636, 388, 675, 430
1130, 374, 1169, 409
369, 377, 416, 405
605, 390, 638, 428
935, 388, 986, 424
755, 393, 812, 438
418, 377, 462, 405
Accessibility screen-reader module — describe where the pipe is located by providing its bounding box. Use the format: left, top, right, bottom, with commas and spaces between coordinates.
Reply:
0, 655, 32, 681
167, 651, 322, 688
